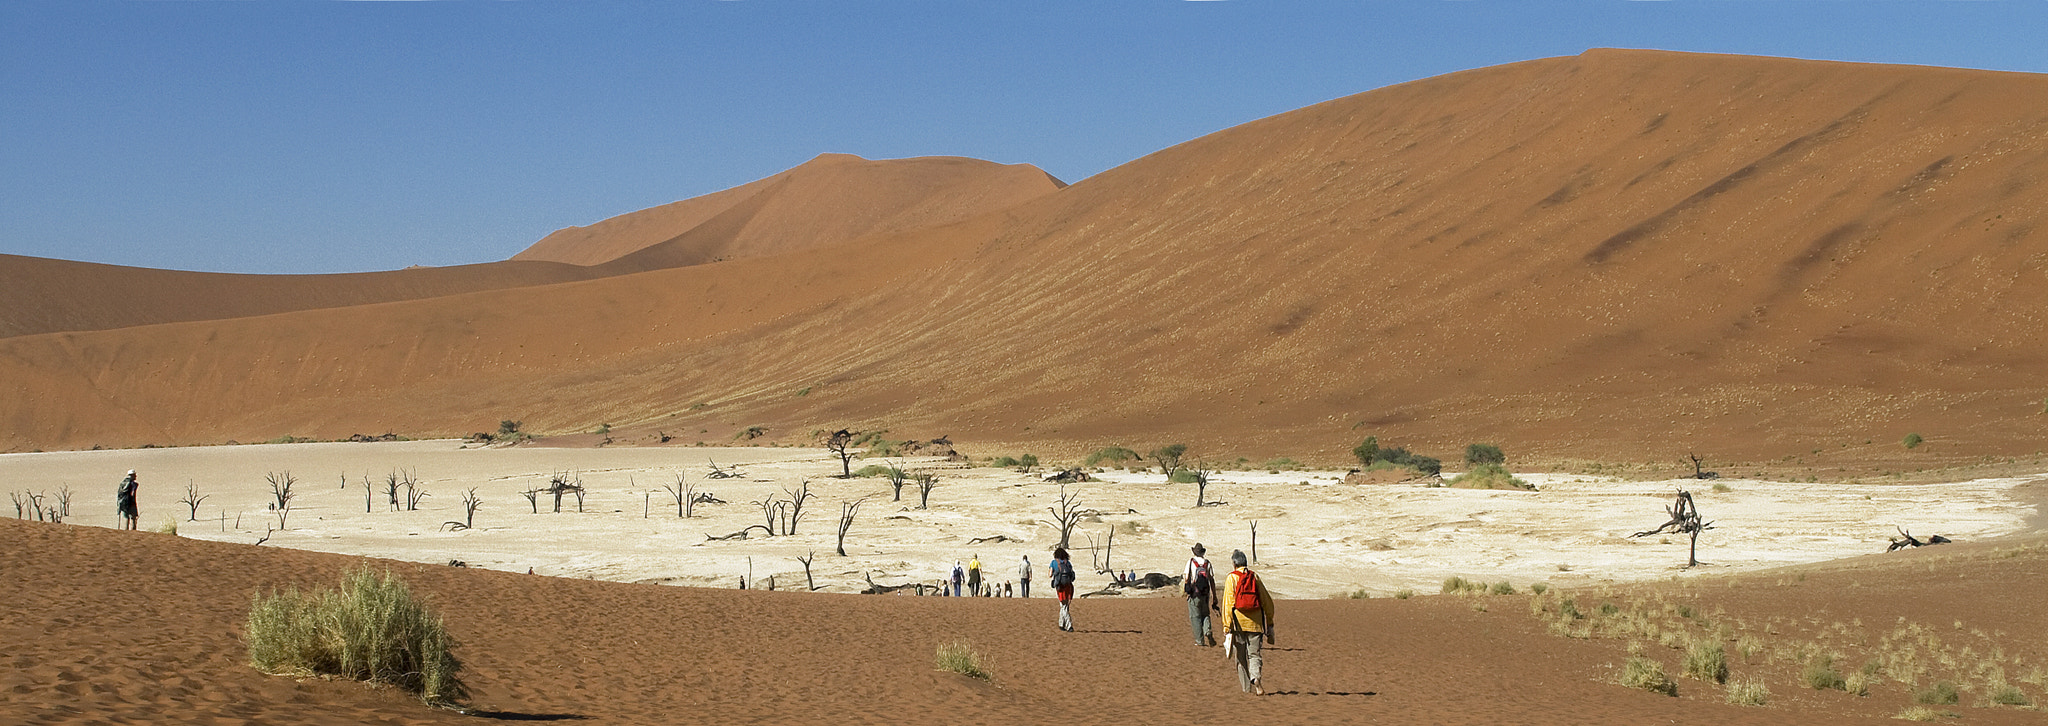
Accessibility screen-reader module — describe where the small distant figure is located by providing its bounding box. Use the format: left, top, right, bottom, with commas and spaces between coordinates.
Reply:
1223, 550, 1275, 695
1051, 547, 1077, 631
967, 554, 982, 597
115, 470, 140, 530
1184, 543, 1218, 647
1003, 582, 1013, 598
950, 561, 965, 597
1018, 554, 1033, 599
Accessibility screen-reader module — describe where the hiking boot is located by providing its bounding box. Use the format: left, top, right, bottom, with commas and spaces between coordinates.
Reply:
1251, 682, 1265, 696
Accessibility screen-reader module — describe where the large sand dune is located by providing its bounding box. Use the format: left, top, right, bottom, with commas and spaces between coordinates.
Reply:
5, 49, 2047, 473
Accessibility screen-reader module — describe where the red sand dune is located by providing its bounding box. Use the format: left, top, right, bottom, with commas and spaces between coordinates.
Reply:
6, 515, 2046, 725
0, 155, 1059, 339
3, 50, 2047, 469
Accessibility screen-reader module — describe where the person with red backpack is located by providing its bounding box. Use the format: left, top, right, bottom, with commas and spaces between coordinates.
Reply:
1184, 543, 1218, 646
1051, 547, 1076, 631
1222, 549, 1275, 694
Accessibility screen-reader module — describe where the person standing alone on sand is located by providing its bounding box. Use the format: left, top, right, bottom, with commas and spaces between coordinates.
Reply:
115, 470, 140, 530
1018, 554, 1032, 598
1222, 550, 1275, 695
967, 554, 982, 597
1051, 548, 1076, 631
1184, 543, 1218, 646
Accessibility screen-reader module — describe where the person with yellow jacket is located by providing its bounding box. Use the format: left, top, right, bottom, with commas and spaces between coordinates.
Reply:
1221, 550, 1274, 695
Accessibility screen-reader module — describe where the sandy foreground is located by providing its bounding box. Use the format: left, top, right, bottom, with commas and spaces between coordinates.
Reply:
5, 439, 2034, 596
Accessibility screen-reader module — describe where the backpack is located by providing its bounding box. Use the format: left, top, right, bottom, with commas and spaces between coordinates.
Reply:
1184, 558, 1213, 598
1232, 570, 1263, 610
1052, 559, 1075, 587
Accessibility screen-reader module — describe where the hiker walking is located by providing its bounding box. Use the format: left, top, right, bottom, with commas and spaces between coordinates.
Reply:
950, 561, 965, 597
1222, 549, 1275, 695
1051, 547, 1076, 631
1184, 543, 1219, 646
967, 554, 982, 597
115, 469, 140, 530
1018, 554, 1032, 598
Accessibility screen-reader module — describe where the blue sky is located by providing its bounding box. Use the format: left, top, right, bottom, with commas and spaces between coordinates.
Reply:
5, 1, 2047, 274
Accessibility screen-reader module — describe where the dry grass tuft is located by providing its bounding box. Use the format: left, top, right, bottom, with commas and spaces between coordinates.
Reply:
245, 566, 464, 705
935, 641, 991, 681
1621, 656, 1677, 696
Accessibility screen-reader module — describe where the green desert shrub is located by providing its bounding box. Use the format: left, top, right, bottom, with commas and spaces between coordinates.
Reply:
1621, 656, 1678, 696
1464, 443, 1505, 465
1529, 582, 1548, 595
1084, 447, 1140, 467
1489, 581, 1516, 596
1725, 677, 1770, 706
1684, 642, 1728, 683
991, 456, 1019, 468
1448, 463, 1534, 490
1914, 680, 1959, 705
1988, 682, 2030, 706
1393, 589, 1414, 599
245, 566, 465, 704
1894, 706, 1945, 721
852, 464, 900, 478
1351, 436, 1378, 469
934, 641, 990, 680
1167, 469, 1202, 484
1803, 656, 1847, 691
1903, 433, 1924, 449
1441, 576, 1483, 594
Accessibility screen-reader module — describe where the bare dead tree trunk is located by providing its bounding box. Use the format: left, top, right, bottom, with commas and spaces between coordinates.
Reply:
837, 496, 869, 556
1192, 467, 1212, 508
916, 472, 938, 510
888, 463, 907, 501
1043, 484, 1084, 550
826, 429, 859, 478
797, 551, 819, 591
1630, 490, 1714, 567
266, 472, 296, 531
784, 481, 814, 535
461, 487, 481, 529
1250, 519, 1259, 563
179, 482, 208, 521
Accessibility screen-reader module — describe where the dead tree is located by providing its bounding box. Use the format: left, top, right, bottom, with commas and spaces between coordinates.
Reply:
544, 473, 581, 513
1631, 490, 1715, 567
705, 459, 744, 479
915, 472, 939, 510
1085, 526, 1116, 574
705, 525, 772, 541
861, 571, 925, 595
663, 473, 696, 518
836, 496, 869, 556
1191, 466, 1213, 507
179, 481, 209, 521
403, 472, 431, 511
825, 429, 860, 478
1042, 484, 1084, 550
54, 487, 71, 518
886, 462, 908, 501
797, 551, 820, 591
10, 491, 28, 519
1687, 453, 1719, 480
521, 488, 541, 513
1887, 527, 1953, 552
359, 474, 374, 513
382, 471, 403, 511
266, 472, 296, 531
752, 497, 786, 536
1249, 519, 1259, 563
782, 481, 814, 535
441, 487, 481, 531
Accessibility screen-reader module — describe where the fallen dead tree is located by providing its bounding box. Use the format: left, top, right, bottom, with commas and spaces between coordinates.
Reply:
861, 572, 932, 595
1887, 527, 1953, 552
966, 535, 1015, 545
705, 524, 773, 541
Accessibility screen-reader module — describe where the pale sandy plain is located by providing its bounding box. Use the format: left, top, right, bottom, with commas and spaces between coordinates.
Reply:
6, 439, 2035, 597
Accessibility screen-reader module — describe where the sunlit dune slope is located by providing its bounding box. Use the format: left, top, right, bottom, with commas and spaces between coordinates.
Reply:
4, 49, 2046, 463
513, 153, 1066, 270
0, 155, 1060, 339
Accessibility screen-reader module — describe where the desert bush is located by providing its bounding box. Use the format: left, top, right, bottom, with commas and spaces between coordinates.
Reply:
1914, 680, 1959, 704
1803, 655, 1847, 691
1440, 576, 1486, 595
154, 518, 178, 535
498, 420, 522, 437
1904, 433, 1924, 449
1149, 444, 1188, 475
1344, 588, 1371, 599
1263, 457, 1304, 471
1447, 463, 1534, 490
1168, 469, 1202, 484
1016, 454, 1039, 473
1373, 447, 1442, 475
1725, 677, 1770, 706
1393, 589, 1414, 599
1621, 656, 1677, 696
1711, 481, 1732, 493
1084, 447, 1140, 467
1464, 443, 1505, 465
1987, 682, 2030, 706
852, 464, 898, 478
1351, 436, 1378, 468
934, 641, 989, 680
1894, 706, 1945, 721
1684, 642, 1728, 683
991, 456, 1019, 468
1529, 583, 1548, 595
245, 566, 464, 704
1489, 581, 1516, 596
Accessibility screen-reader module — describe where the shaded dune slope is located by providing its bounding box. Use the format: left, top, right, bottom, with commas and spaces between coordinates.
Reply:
10, 517, 2044, 725
4, 50, 2047, 461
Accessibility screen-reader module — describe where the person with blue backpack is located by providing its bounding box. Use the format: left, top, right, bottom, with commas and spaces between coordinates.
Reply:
1050, 547, 1076, 631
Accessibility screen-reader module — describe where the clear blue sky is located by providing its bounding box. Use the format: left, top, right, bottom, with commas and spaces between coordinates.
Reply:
5, 1, 2047, 274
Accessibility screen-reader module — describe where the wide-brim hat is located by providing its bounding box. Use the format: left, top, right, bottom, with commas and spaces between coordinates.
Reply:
1192, 543, 1206, 556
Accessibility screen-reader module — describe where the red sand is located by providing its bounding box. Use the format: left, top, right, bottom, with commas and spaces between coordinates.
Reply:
8, 516, 2046, 725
